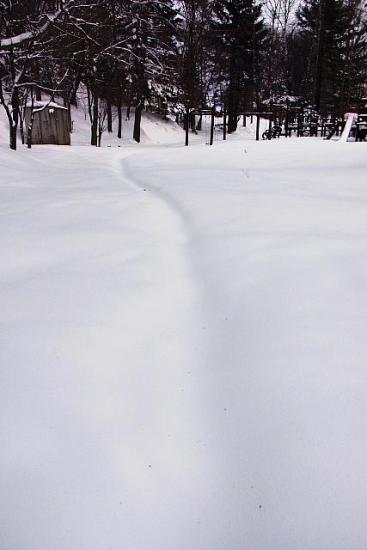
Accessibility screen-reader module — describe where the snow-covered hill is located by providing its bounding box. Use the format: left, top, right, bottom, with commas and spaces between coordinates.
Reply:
0, 101, 185, 149
0, 98, 270, 150
70, 104, 185, 146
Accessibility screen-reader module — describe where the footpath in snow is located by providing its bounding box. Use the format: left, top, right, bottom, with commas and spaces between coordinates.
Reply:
1, 136, 367, 550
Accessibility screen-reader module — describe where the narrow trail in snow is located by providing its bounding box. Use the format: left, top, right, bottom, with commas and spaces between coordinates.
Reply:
1, 146, 231, 550
119, 149, 268, 545
119, 140, 367, 550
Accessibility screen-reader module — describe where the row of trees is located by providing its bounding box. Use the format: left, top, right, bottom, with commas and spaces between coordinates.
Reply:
1, 0, 366, 149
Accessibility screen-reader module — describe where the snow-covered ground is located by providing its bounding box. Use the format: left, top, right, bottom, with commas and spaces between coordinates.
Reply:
69, 104, 185, 146
1, 126, 367, 550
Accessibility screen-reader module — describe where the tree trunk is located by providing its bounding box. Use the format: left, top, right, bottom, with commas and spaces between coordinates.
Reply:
314, 0, 325, 112
117, 99, 122, 139
27, 111, 36, 149
107, 99, 113, 132
27, 124, 33, 149
185, 106, 189, 146
91, 92, 99, 146
190, 112, 196, 132
27, 88, 36, 149
133, 101, 142, 143
196, 113, 203, 131
12, 88, 20, 133
19, 117, 25, 145
69, 72, 82, 106
10, 124, 17, 150
27, 112, 34, 149
227, 49, 240, 134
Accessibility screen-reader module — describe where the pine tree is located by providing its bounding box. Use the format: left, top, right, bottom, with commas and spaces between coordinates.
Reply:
213, 0, 267, 132
296, 0, 367, 114
338, 0, 367, 113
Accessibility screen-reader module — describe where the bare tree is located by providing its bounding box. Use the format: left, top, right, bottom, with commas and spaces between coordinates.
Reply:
0, 1, 65, 149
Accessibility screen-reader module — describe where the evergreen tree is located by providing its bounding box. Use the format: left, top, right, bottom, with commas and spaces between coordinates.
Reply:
338, 0, 367, 113
213, 0, 267, 133
296, 0, 367, 114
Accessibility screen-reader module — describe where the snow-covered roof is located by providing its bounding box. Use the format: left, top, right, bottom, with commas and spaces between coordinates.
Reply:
26, 100, 68, 110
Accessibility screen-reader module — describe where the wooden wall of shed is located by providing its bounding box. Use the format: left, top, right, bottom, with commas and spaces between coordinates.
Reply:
25, 107, 71, 145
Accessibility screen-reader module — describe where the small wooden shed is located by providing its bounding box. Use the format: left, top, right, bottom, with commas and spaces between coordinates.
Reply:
25, 101, 71, 145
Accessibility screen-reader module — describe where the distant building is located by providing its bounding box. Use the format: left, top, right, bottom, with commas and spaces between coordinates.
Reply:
25, 101, 71, 145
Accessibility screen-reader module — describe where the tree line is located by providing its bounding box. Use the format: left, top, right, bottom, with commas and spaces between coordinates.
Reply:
1, 0, 366, 149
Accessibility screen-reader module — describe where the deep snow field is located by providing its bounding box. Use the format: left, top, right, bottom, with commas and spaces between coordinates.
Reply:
1, 115, 367, 550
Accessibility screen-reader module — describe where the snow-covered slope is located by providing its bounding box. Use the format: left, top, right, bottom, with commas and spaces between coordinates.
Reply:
1, 129, 367, 550
0, 101, 185, 148
70, 105, 185, 146
0, 99, 269, 149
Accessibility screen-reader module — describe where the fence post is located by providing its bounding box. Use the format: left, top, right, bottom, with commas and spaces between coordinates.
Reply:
210, 107, 215, 145
268, 111, 273, 140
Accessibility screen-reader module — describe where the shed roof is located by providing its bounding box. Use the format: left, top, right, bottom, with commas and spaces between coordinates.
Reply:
26, 100, 68, 111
